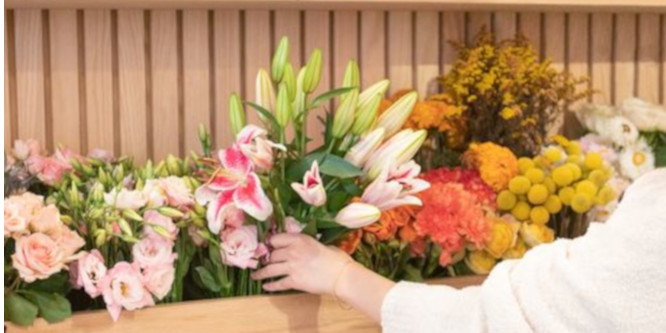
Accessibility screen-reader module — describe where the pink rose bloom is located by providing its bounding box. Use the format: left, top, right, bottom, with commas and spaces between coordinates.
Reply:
29, 204, 62, 236
99, 261, 154, 322
104, 188, 148, 210
132, 236, 177, 269
142, 210, 179, 241
53, 226, 85, 259
187, 226, 207, 247
160, 176, 195, 208
284, 216, 304, 234
71, 250, 107, 297
4, 202, 28, 237
220, 225, 260, 269
7, 192, 45, 220
88, 148, 114, 162
12, 139, 42, 160
11, 233, 66, 282
142, 264, 175, 300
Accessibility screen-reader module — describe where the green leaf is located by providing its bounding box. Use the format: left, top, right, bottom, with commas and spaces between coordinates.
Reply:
22, 291, 71, 324
320, 226, 350, 245
25, 272, 69, 293
340, 180, 362, 196
326, 191, 350, 213
310, 87, 356, 108
245, 101, 280, 132
316, 218, 342, 229
403, 264, 424, 282
194, 266, 221, 293
6, 293, 39, 326
655, 145, 666, 167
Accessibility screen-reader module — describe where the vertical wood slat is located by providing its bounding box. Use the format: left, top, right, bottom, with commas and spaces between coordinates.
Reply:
273, 10, 302, 69
5, 14, 14, 151
213, 10, 242, 148
182, 10, 211, 154
414, 12, 439, 98
303, 10, 331, 148
243, 10, 271, 127
493, 12, 517, 41
637, 13, 660, 102
591, 13, 613, 104
441, 12, 465, 74
49, 10, 81, 151
151, 10, 180, 159
614, 13, 637, 103
467, 11, 491, 42
84, 10, 115, 154
544, 13, 566, 135
387, 11, 412, 95
333, 11, 359, 89
117, 10, 148, 162
14, 9, 47, 144
662, 14, 666, 104
360, 11, 386, 89
519, 12, 542, 56
565, 13, 590, 137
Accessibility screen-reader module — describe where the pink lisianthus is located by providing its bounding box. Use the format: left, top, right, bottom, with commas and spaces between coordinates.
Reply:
187, 225, 208, 247
104, 188, 148, 210
142, 264, 175, 300
99, 261, 155, 322
11, 233, 66, 282
26, 156, 71, 186
142, 210, 179, 241
142, 179, 167, 208
284, 216, 305, 234
290, 161, 327, 207
160, 176, 195, 208
71, 250, 107, 297
54, 147, 84, 166
220, 225, 261, 269
132, 236, 177, 269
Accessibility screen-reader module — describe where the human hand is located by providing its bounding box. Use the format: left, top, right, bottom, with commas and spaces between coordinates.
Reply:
250, 233, 353, 294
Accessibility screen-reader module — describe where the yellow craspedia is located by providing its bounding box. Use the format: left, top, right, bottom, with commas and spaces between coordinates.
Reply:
544, 195, 563, 214
511, 201, 531, 221
530, 206, 550, 225
575, 180, 599, 197
571, 192, 592, 213
517, 157, 535, 174
584, 152, 603, 170
588, 169, 608, 187
597, 184, 617, 205
552, 166, 574, 187
497, 190, 518, 211
566, 141, 582, 155
533, 155, 548, 169
525, 168, 545, 184
566, 154, 584, 166
543, 177, 557, 194
552, 135, 570, 147
508, 176, 532, 195
565, 162, 582, 180
527, 184, 549, 205
465, 250, 497, 275
558, 186, 575, 205
544, 147, 563, 163
485, 220, 517, 259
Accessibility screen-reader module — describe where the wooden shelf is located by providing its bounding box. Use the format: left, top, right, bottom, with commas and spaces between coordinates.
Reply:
5, 276, 486, 333
6, 0, 666, 12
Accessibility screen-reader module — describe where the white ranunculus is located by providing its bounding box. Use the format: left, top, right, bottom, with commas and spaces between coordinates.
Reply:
619, 139, 655, 180
621, 98, 666, 132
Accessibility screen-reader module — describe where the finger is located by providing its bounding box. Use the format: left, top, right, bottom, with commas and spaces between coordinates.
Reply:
251, 263, 290, 280
262, 276, 294, 292
268, 249, 290, 263
269, 233, 301, 248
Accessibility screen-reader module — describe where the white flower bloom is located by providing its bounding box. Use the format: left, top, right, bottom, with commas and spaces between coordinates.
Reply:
619, 139, 655, 180
621, 98, 666, 132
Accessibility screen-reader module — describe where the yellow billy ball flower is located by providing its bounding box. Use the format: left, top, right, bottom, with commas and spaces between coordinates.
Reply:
588, 169, 607, 187
465, 250, 497, 275
597, 184, 617, 205
543, 177, 557, 194
552, 166, 574, 187
544, 147, 563, 163
575, 180, 599, 197
533, 155, 549, 169
565, 162, 582, 180
509, 176, 532, 195
544, 195, 563, 214
566, 141, 582, 155
566, 154, 584, 166
530, 206, 550, 225
571, 192, 592, 213
584, 152, 603, 170
511, 201, 531, 221
558, 186, 575, 205
525, 168, 545, 184
497, 190, 518, 211
527, 184, 549, 205
517, 157, 535, 174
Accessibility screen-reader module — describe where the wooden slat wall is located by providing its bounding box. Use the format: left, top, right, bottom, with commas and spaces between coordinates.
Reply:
5, 9, 666, 158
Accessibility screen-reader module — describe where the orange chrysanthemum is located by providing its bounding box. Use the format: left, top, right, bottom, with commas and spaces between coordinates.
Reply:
462, 142, 519, 192
337, 230, 363, 255
364, 206, 417, 241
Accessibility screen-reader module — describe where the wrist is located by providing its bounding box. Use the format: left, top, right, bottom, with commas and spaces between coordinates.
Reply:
333, 261, 362, 302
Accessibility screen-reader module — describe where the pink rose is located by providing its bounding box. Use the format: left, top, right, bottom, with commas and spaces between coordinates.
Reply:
132, 236, 176, 269
142, 210, 179, 241
99, 261, 154, 322
284, 216, 305, 234
53, 226, 85, 259
29, 204, 62, 236
160, 176, 194, 208
71, 250, 107, 297
12, 139, 42, 160
4, 202, 28, 237
6, 192, 45, 221
88, 148, 114, 162
11, 233, 66, 282
220, 225, 260, 269
142, 264, 175, 300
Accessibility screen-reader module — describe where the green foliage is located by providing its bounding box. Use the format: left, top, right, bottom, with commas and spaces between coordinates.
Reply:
5, 292, 39, 326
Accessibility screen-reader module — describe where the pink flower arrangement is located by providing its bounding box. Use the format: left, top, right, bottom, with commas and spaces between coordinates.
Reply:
220, 225, 263, 269
99, 262, 155, 322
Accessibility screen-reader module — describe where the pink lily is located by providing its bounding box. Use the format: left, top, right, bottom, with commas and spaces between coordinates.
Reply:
361, 161, 429, 211
290, 161, 327, 207
197, 145, 273, 233
236, 125, 286, 172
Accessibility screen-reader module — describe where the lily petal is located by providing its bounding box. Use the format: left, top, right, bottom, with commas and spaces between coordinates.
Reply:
218, 145, 253, 175
233, 173, 273, 221
207, 189, 235, 234
236, 125, 268, 145
194, 185, 218, 205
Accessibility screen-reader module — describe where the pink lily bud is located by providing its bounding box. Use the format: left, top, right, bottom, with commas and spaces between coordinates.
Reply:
344, 128, 385, 167
364, 129, 427, 180
334, 203, 381, 228
290, 161, 326, 207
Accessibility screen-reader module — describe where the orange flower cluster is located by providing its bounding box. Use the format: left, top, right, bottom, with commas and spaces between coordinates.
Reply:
463, 142, 519, 192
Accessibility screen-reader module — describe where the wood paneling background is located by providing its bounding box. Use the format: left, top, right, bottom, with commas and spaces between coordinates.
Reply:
5, 9, 666, 162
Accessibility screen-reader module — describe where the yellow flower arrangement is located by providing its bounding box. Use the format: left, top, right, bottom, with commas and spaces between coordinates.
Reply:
484, 216, 520, 259
462, 142, 519, 192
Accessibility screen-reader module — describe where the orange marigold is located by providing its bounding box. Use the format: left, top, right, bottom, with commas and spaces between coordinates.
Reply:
463, 142, 519, 192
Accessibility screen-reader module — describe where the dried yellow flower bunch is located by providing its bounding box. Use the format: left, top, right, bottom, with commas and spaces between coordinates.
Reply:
432, 29, 592, 156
